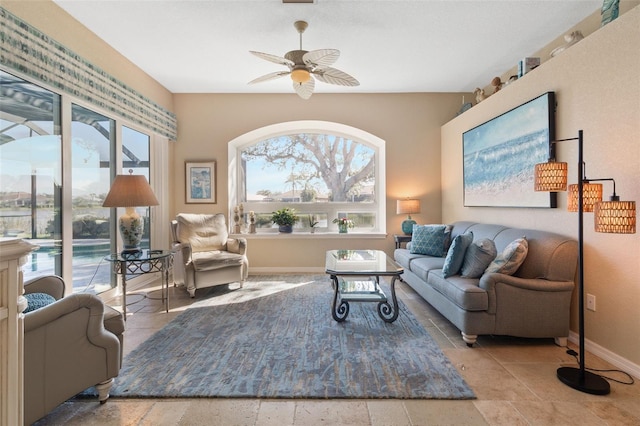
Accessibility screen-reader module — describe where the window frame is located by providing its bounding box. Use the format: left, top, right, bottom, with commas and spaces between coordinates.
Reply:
229, 120, 386, 234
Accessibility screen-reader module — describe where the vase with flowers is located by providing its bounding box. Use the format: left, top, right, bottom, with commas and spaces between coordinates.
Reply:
333, 217, 354, 233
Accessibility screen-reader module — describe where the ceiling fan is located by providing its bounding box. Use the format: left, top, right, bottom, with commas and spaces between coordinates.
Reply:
249, 20, 359, 99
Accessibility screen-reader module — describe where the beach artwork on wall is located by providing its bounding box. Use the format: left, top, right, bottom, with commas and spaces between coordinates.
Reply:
463, 91, 556, 208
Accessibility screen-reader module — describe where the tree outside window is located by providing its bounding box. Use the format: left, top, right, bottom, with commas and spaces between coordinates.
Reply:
240, 132, 378, 232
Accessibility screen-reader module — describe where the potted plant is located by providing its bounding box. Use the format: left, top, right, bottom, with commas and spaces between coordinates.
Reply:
308, 215, 319, 233
333, 217, 354, 233
271, 208, 299, 233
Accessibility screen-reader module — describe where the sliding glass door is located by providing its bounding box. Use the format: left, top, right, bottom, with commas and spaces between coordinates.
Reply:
1, 69, 158, 294
0, 70, 63, 280
71, 104, 115, 293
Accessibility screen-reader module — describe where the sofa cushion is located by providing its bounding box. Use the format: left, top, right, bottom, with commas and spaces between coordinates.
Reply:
410, 224, 447, 257
24, 293, 56, 313
427, 271, 488, 311
442, 231, 473, 278
409, 256, 447, 282
485, 237, 528, 275
192, 250, 245, 271
394, 249, 428, 271
461, 238, 497, 278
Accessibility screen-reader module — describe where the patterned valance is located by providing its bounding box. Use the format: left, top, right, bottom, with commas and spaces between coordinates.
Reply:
0, 7, 177, 140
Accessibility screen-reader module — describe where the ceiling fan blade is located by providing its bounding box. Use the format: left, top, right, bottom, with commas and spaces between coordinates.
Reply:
303, 49, 340, 68
312, 67, 360, 87
248, 71, 291, 84
249, 51, 294, 67
293, 78, 315, 100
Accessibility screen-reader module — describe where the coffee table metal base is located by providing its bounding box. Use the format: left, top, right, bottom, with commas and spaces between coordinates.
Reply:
329, 275, 400, 323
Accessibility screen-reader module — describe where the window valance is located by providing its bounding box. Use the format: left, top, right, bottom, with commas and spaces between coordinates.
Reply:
0, 7, 177, 140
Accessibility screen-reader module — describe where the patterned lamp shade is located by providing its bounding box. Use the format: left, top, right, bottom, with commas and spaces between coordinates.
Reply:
534, 161, 568, 191
594, 200, 636, 234
567, 183, 603, 212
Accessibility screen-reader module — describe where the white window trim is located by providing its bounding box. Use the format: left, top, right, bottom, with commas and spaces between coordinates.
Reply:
228, 120, 386, 234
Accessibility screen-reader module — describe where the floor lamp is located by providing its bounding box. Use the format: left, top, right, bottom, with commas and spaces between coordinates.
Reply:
534, 130, 636, 395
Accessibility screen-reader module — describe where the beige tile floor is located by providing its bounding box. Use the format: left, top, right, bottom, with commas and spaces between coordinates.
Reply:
35, 277, 639, 426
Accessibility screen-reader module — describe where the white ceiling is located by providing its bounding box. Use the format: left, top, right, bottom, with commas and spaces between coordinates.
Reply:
53, 0, 601, 94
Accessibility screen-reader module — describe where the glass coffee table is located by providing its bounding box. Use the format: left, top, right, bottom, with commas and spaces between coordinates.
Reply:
325, 249, 404, 323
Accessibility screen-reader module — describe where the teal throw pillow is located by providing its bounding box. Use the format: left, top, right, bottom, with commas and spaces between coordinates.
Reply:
485, 237, 528, 276
24, 293, 56, 313
461, 238, 497, 278
442, 232, 474, 278
410, 224, 447, 257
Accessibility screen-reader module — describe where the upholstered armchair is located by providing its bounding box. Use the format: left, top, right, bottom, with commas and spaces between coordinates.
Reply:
171, 213, 248, 297
23, 275, 124, 425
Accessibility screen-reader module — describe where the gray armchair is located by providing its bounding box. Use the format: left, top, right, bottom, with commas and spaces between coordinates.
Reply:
171, 213, 248, 297
23, 275, 124, 425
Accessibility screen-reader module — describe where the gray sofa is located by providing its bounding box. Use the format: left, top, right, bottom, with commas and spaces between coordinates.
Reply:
394, 221, 578, 346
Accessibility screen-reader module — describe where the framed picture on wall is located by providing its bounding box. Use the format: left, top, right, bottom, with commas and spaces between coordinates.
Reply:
185, 161, 216, 204
462, 91, 557, 208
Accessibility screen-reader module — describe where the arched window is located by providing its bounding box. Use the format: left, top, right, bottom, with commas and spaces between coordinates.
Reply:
229, 121, 386, 233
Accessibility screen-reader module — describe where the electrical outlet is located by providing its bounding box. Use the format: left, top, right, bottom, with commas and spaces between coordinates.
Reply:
587, 294, 596, 311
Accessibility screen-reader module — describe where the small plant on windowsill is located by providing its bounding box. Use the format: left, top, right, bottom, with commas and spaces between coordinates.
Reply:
308, 215, 319, 233
271, 208, 299, 233
333, 217, 354, 233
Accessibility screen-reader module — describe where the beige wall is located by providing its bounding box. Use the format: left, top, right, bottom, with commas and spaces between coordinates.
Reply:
171, 93, 465, 269
3, 1, 174, 112
442, 7, 640, 366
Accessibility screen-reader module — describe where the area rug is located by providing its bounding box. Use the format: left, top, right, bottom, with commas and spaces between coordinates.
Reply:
108, 275, 474, 399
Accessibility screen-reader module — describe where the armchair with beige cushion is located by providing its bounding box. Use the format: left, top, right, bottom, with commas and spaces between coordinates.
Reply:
171, 213, 248, 297
23, 275, 124, 425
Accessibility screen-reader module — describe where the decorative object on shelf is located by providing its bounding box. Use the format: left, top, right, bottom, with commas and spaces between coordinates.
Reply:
103, 169, 159, 253
233, 205, 241, 234
534, 129, 636, 396
518, 57, 540, 77
491, 77, 503, 93
456, 95, 473, 116
239, 203, 245, 233
308, 215, 319, 233
333, 217, 354, 233
249, 211, 256, 234
396, 199, 421, 235
474, 87, 487, 104
185, 161, 216, 204
601, 0, 620, 26
271, 208, 299, 233
550, 31, 584, 57
464, 91, 556, 208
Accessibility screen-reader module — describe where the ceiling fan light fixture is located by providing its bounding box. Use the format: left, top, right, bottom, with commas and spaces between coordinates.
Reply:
291, 68, 310, 84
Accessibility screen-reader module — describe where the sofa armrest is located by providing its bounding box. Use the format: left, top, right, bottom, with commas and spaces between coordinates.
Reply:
480, 273, 575, 293
172, 241, 192, 262
24, 275, 66, 299
226, 237, 247, 255
480, 272, 574, 318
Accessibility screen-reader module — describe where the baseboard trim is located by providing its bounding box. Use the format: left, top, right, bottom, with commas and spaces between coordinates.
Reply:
248, 267, 325, 275
568, 331, 640, 379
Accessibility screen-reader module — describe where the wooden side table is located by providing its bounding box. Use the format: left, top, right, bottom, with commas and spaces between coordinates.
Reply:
394, 234, 412, 249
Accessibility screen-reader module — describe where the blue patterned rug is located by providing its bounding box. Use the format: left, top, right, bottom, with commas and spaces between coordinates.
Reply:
108, 275, 474, 399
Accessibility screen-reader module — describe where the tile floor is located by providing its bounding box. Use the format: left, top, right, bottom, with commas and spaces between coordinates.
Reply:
34, 277, 639, 426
